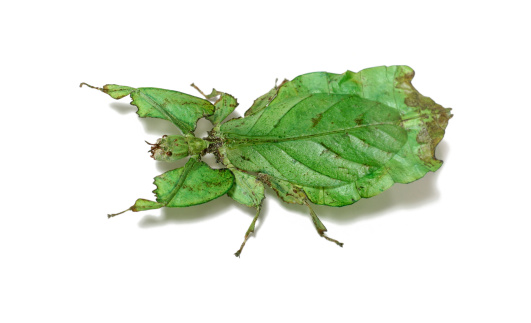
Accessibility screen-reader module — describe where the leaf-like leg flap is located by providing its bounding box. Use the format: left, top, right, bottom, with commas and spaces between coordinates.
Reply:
190, 83, 221, 101
107, 157, 234, 218
227, 169, 265, 208
304, 200, 344, 248
234, 206, 262, 258
226, 169, 265, 257
190, 83, 239, 126
81, 83, 215, 133
152, 158, 234, 207
208, 93, 238, 126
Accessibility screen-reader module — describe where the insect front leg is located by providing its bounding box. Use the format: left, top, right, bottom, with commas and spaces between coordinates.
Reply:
190, 83, 221, 101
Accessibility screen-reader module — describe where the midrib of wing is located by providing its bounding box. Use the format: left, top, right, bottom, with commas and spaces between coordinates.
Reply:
225, 121, 398, 144
226, 125, 405, 188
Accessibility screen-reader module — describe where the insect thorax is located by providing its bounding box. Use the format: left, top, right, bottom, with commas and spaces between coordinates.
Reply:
148, 134, 209, 162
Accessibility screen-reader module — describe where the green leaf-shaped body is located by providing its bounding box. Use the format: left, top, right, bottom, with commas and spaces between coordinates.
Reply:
218, 65, 451, 206
84, 65, 451, 255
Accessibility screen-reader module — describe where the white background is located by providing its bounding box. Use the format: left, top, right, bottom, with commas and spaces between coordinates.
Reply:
1, 1, 530, 322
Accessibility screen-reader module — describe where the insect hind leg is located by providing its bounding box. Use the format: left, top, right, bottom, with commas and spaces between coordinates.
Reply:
234, 205, 262, 257
304, 200, 344, 247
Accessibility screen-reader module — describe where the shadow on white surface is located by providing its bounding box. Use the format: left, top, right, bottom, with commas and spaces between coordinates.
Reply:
109, 101, 136, 114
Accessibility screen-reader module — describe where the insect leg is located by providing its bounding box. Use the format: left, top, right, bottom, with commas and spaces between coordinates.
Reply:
234, 205, 262, 257
190, 83, 221, 101
304, 200, 344, 247
108, 207, 132, 218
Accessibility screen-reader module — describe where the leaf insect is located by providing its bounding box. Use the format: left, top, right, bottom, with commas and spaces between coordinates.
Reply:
81, 65, 452, 257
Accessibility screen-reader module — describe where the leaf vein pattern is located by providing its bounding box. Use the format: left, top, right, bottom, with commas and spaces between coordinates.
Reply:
391, 67, 400, 111
240, 108, 266, 136
368, 125, 406, 149
248, 146, 284, 179
266, 94, 353, 135
227, 122, 397, 144
139, 91, 186, 131
347, 133, 395, 157
316, 140, 371, 169
272, 144, 348, 183
250, 144, 346, 186
265, 95, 314, 135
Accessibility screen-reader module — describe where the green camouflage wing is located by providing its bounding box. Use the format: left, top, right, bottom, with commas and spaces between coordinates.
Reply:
219, 65, 452, 206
